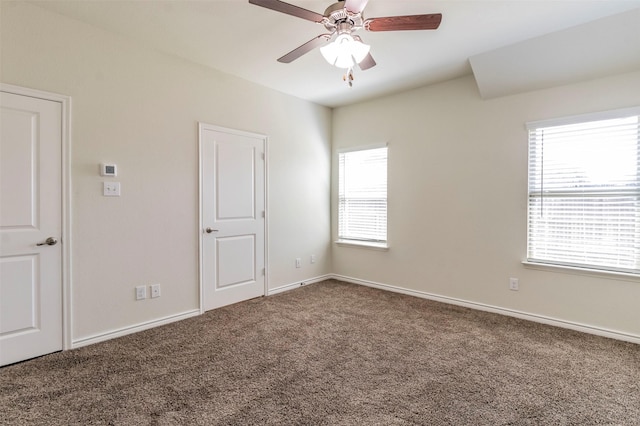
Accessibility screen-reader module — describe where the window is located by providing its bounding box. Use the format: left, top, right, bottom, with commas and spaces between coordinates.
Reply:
338, 146, 388, 247
527, 107, 640, 274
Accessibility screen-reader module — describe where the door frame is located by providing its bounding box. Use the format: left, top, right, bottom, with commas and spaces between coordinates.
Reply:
197, 122, 268, 313
1, 83, 72, 350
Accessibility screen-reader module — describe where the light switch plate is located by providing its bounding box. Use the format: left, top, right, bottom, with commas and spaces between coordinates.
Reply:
103, 182, 121, 197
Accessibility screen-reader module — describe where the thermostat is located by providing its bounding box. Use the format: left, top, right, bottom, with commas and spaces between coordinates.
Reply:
100, 163, 117, 177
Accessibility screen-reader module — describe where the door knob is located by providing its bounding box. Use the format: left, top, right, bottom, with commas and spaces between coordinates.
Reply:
205, 227, 219, 234
37, 237, 58, 246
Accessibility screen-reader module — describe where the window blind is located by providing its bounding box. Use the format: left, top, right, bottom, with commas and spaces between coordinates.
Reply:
338, 147, 387, 243
527, 110, 640, 273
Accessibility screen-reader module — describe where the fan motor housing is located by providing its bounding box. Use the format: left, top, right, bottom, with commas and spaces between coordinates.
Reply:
323, 1, 363, 31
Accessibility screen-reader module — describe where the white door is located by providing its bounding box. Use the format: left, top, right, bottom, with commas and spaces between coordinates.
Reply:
0, 91, 63, 366
200, 124, 266, 311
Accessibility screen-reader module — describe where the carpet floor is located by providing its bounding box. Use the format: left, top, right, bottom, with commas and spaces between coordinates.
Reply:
1, 279, 639, 425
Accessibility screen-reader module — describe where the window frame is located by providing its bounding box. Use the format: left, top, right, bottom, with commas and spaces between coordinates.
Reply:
525, 106, 640, 276
336, 144, 389, 250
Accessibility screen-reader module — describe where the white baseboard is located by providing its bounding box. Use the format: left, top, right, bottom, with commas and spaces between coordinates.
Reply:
71, 274, 331, 349
331, 274, 640, 345
70, 275, 639, 349
72, 309, 201, 349
267, 274, 332, 296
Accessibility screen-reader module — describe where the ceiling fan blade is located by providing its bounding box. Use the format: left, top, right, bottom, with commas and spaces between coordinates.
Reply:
344, 0, 369, 14
364, 14, 442, 32
249, 0, 324, 23
358, 53, 376, 71
277, 34, 331, 63
351, 35, 375, 70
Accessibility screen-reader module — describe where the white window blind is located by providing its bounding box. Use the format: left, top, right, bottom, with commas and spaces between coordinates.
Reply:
527, 109, 640, 274
338, 146, 387, 243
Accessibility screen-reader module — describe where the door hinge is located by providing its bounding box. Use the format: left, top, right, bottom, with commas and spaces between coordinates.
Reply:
261, 152, 265, 160
261, 211, 265, 218
262, 268, 266, 276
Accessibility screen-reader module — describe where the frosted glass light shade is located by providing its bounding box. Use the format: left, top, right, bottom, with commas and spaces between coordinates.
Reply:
320, 34, 370, 69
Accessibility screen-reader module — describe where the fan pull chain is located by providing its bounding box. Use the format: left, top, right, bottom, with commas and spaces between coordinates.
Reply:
342, 67, 355, 87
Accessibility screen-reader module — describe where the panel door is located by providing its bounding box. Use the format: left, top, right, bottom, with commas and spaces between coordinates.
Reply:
0, 91, 63, 366
201, 125, 265, 311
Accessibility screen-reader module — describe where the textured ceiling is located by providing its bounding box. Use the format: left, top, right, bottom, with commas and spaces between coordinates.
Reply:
31, 0, 640, 107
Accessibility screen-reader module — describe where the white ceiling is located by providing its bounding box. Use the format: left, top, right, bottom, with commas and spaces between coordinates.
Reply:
31, 0, 640, 108
470, 7, 640, 99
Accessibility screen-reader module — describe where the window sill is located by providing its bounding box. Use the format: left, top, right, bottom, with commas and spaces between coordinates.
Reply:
335, 240, 389, 251
522, 261, 640, 282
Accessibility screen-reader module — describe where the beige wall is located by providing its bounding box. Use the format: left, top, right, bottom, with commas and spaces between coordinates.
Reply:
1, 2, 332, 342
3, 1, 639, 345
332, 71, 640, 338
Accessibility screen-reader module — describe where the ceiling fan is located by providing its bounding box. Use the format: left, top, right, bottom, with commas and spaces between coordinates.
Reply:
248, 0, 442, 86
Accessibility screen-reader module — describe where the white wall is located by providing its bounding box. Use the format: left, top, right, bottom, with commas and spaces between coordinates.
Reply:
332, 71, 640, 339
1, 2, 332, 342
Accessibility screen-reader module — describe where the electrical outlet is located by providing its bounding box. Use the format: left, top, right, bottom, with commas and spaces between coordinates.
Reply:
150, 284, 161, 298
295, 258, 301, 268
310, 254, 316, 264
509, 278, 519, 291
135, 286, 146, 300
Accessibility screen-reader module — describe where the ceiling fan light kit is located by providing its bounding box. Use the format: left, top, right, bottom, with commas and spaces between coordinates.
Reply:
320, 34, 370, 69
248, 0, 442, 87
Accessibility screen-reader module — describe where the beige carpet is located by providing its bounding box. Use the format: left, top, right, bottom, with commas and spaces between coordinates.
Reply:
1, 279, 639, 425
